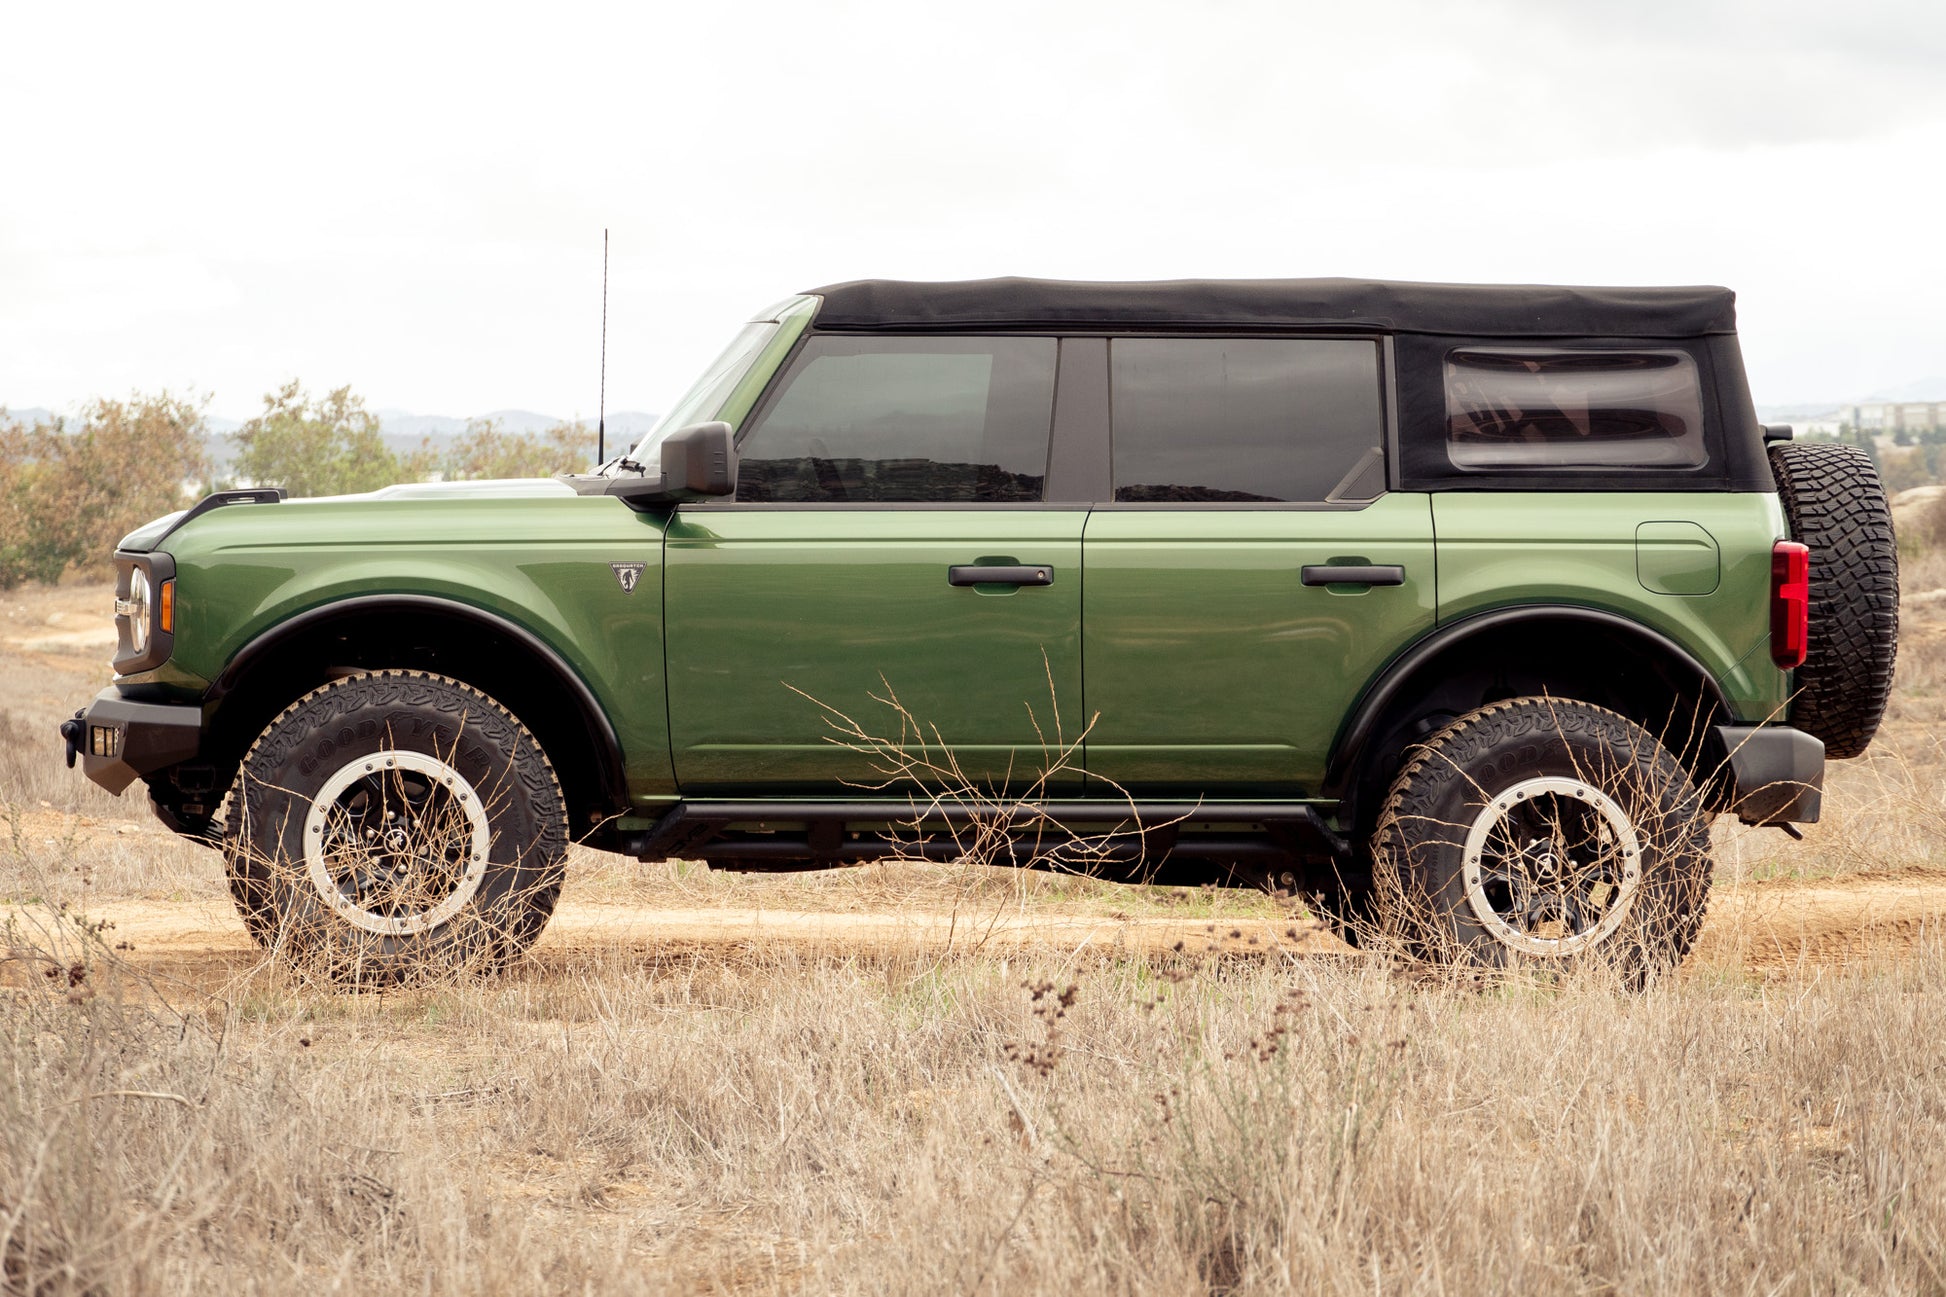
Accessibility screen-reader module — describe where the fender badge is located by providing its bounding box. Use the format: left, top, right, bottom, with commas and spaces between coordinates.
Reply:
610, 561, 646, 594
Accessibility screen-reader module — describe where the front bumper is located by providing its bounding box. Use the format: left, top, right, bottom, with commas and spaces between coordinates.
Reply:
59, 688, 202, 795
1713, 724, 1823, 825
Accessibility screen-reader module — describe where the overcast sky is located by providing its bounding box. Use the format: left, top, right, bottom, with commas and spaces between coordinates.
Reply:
4, 0, 1943, 422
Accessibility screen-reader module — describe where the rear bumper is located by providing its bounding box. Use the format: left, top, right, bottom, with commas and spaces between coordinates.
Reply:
1714, 724, 1823, 825
58, 688, 203, 795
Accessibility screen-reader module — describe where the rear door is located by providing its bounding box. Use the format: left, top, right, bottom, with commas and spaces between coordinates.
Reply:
664, 335, 1088, 795
1081, 336, 1436, 796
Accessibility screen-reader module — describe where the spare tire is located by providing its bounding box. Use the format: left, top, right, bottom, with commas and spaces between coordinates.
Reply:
1768, 441, 1899, 759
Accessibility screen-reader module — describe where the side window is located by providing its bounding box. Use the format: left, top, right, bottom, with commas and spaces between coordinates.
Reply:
735, 337, 1057, 503
1444, 348, 1707, 471
1109, 338, 1385, 503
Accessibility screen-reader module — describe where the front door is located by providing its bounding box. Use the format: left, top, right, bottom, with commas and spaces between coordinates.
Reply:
664, 334, 1085, 796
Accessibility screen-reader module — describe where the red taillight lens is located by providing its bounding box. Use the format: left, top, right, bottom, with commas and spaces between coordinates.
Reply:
1771, 541, 1809, 669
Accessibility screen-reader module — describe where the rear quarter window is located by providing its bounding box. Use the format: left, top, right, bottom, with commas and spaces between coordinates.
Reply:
1444, 348, 1706, 471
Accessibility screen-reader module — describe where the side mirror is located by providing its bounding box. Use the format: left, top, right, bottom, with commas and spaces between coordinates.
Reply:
561, 421, 739, 508
658, 421, 738, 496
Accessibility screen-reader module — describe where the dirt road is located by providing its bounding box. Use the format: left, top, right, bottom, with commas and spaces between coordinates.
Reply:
52, 863, 1946, 991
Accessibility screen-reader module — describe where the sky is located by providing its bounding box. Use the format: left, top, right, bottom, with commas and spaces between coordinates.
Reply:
4, 0, 1944, 422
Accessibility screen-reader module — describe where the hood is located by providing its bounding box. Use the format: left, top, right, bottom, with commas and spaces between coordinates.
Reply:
116, 477, 579, 553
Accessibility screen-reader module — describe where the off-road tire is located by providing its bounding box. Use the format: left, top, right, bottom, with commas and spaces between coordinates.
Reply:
1371, 697, 1712, 986
1769, 441, 1898, 759
222, 671, 568, 985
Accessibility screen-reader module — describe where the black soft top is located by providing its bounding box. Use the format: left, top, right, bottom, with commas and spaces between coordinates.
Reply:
805, 277, 1737, 338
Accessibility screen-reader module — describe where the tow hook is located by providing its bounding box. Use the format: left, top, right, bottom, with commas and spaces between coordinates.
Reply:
58, 711, 84, 769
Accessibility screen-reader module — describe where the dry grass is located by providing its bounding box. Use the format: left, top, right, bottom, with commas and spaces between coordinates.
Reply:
5, 885, 1946, 1294
6, 575, 1946, 1291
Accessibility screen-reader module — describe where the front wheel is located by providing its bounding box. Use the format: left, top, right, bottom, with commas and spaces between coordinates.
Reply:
1371, 697, 1711, 986
223, 671, 568, 984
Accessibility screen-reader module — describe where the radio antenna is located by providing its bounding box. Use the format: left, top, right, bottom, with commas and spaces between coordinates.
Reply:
597, 228, 609, 465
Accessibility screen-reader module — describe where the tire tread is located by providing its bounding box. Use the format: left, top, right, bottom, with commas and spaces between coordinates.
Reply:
1769, 442, 1899, 759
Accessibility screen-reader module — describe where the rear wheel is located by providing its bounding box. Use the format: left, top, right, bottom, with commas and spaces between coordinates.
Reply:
222, 671, 568, 984
1372, 697, 1711, 986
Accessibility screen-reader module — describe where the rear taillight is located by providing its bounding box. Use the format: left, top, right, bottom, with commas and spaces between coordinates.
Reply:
1771, 541, 1809, 669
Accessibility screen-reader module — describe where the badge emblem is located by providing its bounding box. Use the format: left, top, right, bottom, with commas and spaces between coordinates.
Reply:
610, 561, 646, 594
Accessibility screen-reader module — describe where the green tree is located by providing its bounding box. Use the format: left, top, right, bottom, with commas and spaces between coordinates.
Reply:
0, 394, 213, 589
437, 419, 598, 481
230, 381, 429, 497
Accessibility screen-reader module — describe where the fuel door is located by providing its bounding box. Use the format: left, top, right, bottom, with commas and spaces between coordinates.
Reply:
1636, 521, 1720, 596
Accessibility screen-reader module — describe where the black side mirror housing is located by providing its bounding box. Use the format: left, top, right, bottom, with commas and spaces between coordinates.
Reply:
659, 421, 738, 496
561, 421, 739, 508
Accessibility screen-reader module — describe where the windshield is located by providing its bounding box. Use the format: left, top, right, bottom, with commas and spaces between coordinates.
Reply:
628, 296, 814, 463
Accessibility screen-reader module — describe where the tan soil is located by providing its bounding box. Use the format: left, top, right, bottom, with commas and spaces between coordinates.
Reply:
2, 583, 118, 655
1694, 866, 1946, 973
35, 857, 1946, 990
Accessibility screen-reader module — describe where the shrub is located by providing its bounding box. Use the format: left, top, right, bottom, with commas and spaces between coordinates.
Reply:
438, 419, 597, 481
229, 381, 429, 498
0, 395, 212, 590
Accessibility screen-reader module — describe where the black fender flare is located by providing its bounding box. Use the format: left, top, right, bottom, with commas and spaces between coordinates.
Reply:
1324, 605, 1735, 801
207, 594, 630, 810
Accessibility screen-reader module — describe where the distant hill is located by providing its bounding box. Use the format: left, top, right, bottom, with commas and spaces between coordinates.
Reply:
5, 404, 659, 475
1863, 377, 1946, 403
4, 405, 246, 434
1758, 380, 1946, 428
362, 409, 658, 461
330, 410, 661, 473
371, 408, 663, 439
6, 404, 656, 438
1756, 403, 1844, 423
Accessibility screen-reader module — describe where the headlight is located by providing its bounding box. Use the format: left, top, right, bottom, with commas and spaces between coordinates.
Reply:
120, 568, 151, 654
111, 552, 175, 675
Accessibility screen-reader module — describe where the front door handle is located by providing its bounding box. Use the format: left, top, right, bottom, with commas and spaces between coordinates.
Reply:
1302, 564, 1405, 587
948, 565, 1054, 588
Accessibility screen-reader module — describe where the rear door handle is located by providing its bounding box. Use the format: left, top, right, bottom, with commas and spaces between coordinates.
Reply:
1301, 564, 1405, 587
949, 565, 1054, 587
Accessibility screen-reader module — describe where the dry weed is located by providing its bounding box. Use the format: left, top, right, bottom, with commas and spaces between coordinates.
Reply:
3, 887, 1946, 1293
5, 547, 1946, 1292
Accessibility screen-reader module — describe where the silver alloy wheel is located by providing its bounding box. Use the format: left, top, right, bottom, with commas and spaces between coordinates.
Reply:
1460, 775, 1643, 956
300, 750, 492, 937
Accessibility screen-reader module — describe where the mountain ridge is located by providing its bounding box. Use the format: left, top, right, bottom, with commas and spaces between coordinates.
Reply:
4, 405, 659, 440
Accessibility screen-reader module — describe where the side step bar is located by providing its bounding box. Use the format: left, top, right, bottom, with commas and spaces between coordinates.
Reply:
620, 799, 1351, 879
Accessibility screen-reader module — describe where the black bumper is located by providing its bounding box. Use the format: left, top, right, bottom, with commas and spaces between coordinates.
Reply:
1714, 724, 1823, 825
59, 688, 203, 796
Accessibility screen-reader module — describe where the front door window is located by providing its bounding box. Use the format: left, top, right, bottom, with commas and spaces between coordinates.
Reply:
735, 336, 1057, 503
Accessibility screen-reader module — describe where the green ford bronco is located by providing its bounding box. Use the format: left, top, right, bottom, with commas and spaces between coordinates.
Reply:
61, 278, 1898, 983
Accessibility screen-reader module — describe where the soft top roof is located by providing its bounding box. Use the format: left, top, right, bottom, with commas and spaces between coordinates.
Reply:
804, 277, 1737, 338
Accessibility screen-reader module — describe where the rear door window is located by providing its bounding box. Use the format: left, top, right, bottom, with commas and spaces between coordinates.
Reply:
1443, 348, 1707, 471
735, 336, 1057, 503
1108, 338, 1385, 503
